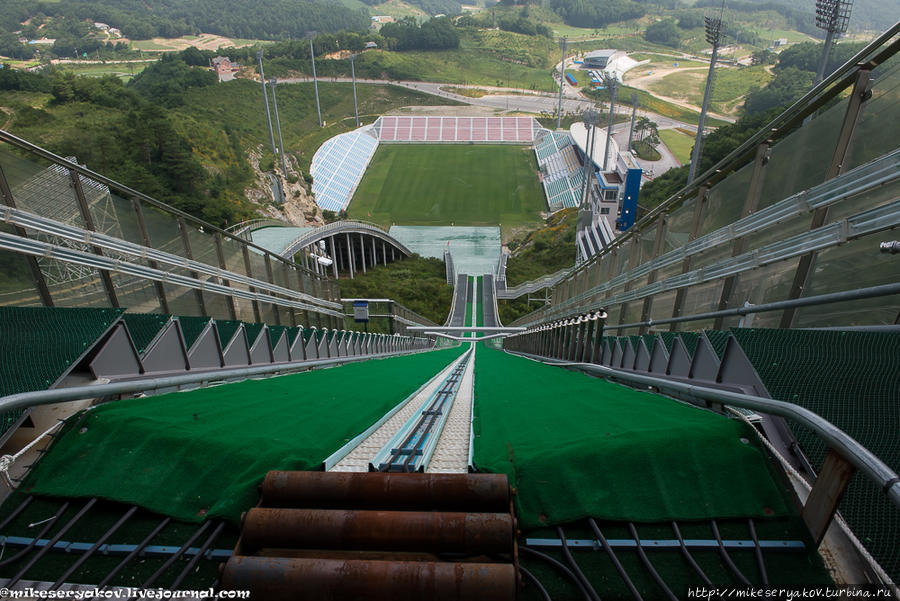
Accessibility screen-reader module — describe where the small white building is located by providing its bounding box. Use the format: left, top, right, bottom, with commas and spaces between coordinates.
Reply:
583, 49, 618, 69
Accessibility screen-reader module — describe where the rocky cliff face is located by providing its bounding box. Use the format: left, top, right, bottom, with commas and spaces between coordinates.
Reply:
245, 146, 324, 227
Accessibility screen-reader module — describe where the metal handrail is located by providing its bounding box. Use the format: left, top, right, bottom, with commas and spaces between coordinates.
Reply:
499, 268, 569, 299
0, 347, 432, 415
510, 282, 900, 331
507, 350, 900, 510
0, 205, 343, 311
0, 130, 323, 279
226, 218, 293, 239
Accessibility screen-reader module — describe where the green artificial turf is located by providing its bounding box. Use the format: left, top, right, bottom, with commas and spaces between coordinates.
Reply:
24, 347, 465, 524
348, 145, 545, 228
472, 345, 791, 529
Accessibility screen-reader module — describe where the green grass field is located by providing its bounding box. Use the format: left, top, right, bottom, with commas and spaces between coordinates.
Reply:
659, 128, 694, 165
647, 65, 773, 114
348, 145, 545, 230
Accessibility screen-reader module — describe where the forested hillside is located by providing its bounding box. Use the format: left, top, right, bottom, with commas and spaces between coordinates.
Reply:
1, 0, 370, 41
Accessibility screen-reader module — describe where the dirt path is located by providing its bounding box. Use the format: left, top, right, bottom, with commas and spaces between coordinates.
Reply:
0, 107, 13, 130
624, 65, 735, 123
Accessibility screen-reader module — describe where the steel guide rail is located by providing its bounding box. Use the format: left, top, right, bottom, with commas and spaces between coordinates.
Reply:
372, 350, 473, 472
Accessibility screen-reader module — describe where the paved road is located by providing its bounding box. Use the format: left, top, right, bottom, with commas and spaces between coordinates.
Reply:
278, 76, 700, 130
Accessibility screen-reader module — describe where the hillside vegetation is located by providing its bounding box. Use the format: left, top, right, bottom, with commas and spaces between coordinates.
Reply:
505, 207, 576, 287
3, 0, 370, 42
0, 52, 458, 227
337, 255, 453, 325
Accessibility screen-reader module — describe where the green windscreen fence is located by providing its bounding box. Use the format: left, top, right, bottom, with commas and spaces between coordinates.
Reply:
24, 346, 466, 524
472, 345, 791, 529
122, 313, 171, 355
0, 307, 123, 436
731, 328, 900, 583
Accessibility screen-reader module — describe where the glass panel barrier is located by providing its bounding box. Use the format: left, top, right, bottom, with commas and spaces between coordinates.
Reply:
795, 231, 900, 327
756, 97, 846, 211
662, 195, 697, 255
728, 256, 802, 329
0, 224, 41, 307
648, 290, 677, 323
844, 56, 900, 172
697, 160, 753, 237
110, 272, 161, 314
164, 283, 202, 317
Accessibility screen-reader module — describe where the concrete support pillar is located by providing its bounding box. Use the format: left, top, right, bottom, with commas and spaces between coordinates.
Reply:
330, 236, 338, 279
360, 234, 367, 273
346, 233, 355, 279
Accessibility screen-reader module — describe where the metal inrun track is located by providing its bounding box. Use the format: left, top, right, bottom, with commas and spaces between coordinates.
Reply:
374, 350, 473, 472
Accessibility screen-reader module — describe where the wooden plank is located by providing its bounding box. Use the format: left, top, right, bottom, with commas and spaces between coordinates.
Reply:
802, 449, 856, 546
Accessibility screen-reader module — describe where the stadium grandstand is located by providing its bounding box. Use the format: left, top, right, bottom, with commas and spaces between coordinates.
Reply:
533, 130, 584, 210
0, 23, 897, 600
310, 126, 379, 213
374, 115, 539, 143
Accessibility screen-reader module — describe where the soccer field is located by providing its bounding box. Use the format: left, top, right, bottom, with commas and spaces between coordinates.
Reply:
347, 145, 546, 229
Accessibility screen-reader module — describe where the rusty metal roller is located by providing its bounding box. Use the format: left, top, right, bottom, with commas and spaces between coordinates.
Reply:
241, 508, 513, 554
261, 471, 510, 512
221, 556, 517, 601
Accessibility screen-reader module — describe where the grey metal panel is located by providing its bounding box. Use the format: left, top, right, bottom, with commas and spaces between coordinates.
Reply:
305, 328, 320, 360
717, 335, 768, 395
333, 330, 344, 357
333, 331, 345, 357
621, 338, 636, 370
318, 329, 331, 358
223, 326, 251, 367
648, 336, 670, 374
186, 322, 223, 370
143, 321, 192, 374
601, 339, 613, 366
634, 338, 651, 372
272, 331, 290, 363
689, 334, 721, 382
249, 327, 274, 365
611, 339, 624, 368
667, 337, 692, 377
289, 328, 306, 361
89, 323, 144, 379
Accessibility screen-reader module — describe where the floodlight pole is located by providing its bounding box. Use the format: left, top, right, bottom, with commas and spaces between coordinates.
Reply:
269, 78, 289, 200
602, 76, 618, 172
627, 93, 638, 154
557, 37, 567, 129
257, 51, 278, 158
580, 109, 596, 208
350, 53, 360, 128
815, 28, 837, 84
310, 38, 323, 128
688, 12, 724, 184
814, 0, 853, 85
